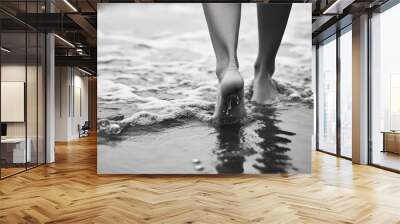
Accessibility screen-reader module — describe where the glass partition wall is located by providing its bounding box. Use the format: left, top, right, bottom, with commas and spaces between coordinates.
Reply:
0, 31, 27, 177
316, 26, 352, 159
317, 35, 337, 155
370, 3, 400, 171
339, 27, 352, 159
0, 3, 46, 179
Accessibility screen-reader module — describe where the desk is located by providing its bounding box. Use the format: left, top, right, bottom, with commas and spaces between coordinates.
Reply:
1, 138, 31, 163
382, 131, 400, 154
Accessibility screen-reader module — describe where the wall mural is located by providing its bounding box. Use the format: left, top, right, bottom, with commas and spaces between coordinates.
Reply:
97, 3, 312, 174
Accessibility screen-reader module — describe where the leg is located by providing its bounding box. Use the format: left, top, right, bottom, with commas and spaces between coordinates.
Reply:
203, 3, 245, 123
252, 4, 291, 104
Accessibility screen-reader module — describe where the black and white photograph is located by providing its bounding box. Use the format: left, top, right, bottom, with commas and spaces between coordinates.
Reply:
4, 0, 400, 222
97, 3, 312, 174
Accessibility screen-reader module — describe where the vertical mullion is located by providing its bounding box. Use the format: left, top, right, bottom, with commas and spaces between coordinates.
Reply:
25, 0, 28, 171
336, 30, 341, 157
316, 45, 320, 150
367, 11, 373, 165
36, 0, 39, 167
44, 0, 47, 164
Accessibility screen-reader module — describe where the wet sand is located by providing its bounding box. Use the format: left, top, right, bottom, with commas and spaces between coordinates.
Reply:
97, 3, 312, 174
98, 105, 312, 174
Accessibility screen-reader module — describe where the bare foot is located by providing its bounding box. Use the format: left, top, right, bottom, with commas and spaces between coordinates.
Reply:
251, 73, 279, 104
214, 69, 245, 124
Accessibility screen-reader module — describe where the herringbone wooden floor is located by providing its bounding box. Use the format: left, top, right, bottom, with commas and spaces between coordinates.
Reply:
1, 135, 400, 224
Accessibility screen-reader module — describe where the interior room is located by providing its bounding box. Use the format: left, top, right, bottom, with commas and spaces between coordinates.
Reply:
1, 0, 400, 223
370, 2, 400, 171
0, 24, 46, 178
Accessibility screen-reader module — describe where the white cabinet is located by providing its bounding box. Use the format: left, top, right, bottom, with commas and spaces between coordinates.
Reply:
1, 138, 32, 163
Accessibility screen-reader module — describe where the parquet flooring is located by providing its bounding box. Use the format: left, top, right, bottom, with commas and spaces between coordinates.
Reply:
1, 135, 400, 223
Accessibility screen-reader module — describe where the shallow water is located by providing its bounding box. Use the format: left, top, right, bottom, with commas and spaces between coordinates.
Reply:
98, 104, 312, 174
97, 3, 312, 174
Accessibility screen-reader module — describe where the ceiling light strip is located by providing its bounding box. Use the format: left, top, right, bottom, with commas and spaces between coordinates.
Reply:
322, 0, 355, 15
323, 0, 342, 14
54, 34, 75, 48
1, 47, 11, 53
78, 67, 92, 76
63, 0, 78, 12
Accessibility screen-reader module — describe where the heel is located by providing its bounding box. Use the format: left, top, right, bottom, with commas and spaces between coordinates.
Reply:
214, 69, 245, 124
223, 92, 241, 116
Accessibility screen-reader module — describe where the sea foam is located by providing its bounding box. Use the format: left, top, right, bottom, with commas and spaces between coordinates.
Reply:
97, 15, 312, 137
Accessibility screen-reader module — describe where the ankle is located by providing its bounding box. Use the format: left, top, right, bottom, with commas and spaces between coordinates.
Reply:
254, 61, 275, 78
216, 60, 239, 80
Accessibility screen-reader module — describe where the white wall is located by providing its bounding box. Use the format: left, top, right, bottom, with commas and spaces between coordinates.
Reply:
55, 67, 89, 141
1, 63, 46, 164
55, 66, 69, 141
71, 73, 89, 138
1, 65, 40, 138
1, 65, 26, 135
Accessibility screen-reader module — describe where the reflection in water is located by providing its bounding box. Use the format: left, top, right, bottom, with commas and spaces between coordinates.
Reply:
252, 106, 297, 173
214, 124, 246, 174
213, 105, 296, 174
98, 104, 301, 174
